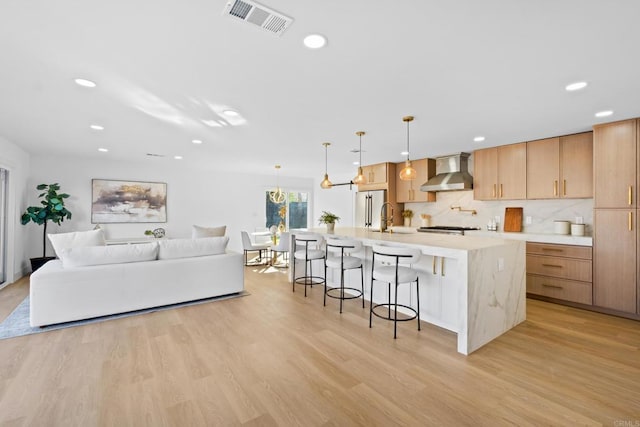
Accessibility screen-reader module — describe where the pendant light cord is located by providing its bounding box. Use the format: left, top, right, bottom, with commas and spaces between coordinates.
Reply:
406, 119, 410, 161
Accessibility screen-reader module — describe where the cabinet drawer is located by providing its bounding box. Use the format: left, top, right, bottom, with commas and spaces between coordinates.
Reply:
527, 255, 592, 282
527, 274, 593, 305
526, 242, 592, 260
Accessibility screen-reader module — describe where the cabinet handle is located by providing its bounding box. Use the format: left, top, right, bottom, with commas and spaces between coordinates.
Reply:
563, 180, 567, 196
500, 184, 503, 198
441, 257, 445, 277
541, 264, 563, 268
432, 256, 437, 275
629, 185, 633, 206
553, 180, 558, 196
492, 184, 496, 198
542, 284, 563, 289
629, 211, 633, 231
541, 247, 563, 252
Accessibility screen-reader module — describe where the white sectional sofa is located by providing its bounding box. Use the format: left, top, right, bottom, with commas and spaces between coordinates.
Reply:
30, 236, 244, 327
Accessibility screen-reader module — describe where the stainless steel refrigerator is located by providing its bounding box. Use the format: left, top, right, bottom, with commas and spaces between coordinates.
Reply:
355, 190, 386, 229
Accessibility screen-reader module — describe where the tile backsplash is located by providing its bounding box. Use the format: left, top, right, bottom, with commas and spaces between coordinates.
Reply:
405, 190, 593, 235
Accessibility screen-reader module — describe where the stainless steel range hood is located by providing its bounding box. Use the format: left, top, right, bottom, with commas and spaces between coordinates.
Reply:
420, 152, 473, 192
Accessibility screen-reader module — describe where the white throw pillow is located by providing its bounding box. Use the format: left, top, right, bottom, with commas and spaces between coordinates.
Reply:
158, 237, 229, 260
59, 242, 159, 268
48, 229, 106, 257
192, 225, 226, 238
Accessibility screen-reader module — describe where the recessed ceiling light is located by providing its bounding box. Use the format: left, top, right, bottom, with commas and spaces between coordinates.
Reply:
222, 110, 239, 117
353, 161, 360, 166
474, 136, 485, 142
595, 110, 613, 118
192, 139, 202, 144
400, 151, 409, 156
566, 81, 588, 91
90, 124, 104, 131
174, 155, 183, 160
98, 148, 108, 152
74, 78, 96, 88
303, 34, 327, 49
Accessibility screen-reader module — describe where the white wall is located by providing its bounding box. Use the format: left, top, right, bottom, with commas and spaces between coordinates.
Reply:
313, 171, 357, 228
26, 155, 314, 257
0, 135, 31, 285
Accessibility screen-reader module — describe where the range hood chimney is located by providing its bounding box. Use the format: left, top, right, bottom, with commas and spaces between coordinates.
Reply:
420, 152, 473, 192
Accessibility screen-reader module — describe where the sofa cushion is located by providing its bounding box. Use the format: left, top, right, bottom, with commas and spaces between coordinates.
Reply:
48, 229, 106, 257
192, 225, 226, 238
158, 237, 229, 260
59, 242, 159, 268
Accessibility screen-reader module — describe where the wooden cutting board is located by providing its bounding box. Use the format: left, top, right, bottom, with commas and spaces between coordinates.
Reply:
504, 207, 523, 232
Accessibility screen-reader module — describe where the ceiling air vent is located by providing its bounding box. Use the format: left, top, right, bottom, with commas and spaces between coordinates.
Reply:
223, 0, 293, 36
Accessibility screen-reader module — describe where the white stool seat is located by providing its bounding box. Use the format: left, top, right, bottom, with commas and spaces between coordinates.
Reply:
373, 265, 418, 283
294, 249, 325, 260
326, 255, 362, 270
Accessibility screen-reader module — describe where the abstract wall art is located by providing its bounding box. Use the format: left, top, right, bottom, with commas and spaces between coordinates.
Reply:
91, 179, 167, 223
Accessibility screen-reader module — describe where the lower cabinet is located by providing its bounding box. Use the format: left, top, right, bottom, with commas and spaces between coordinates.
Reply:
416, 256, 459, 330
526, 242, 593, 305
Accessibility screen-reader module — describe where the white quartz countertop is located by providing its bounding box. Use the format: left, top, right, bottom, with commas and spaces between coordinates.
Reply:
307, 227, 519, 252
304, 227, 592, 248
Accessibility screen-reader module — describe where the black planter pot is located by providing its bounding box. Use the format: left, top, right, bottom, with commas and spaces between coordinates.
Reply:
30, 256, 56, 272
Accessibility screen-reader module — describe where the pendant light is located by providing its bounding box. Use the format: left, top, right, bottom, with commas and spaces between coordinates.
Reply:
269, 165, 286, 203
399, 115, 417, 181
320, 142, 333, 189
352, 131, 366, 184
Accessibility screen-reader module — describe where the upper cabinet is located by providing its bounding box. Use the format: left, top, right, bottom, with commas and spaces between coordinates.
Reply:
594, 120, 637, 208
474, 143, 527, 200
526, 132, 593, 199
395, 158, 437, 203
358, 162, 389, 191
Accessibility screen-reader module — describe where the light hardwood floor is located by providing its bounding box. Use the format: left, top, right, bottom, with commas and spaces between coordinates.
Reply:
0, 265, 639, 426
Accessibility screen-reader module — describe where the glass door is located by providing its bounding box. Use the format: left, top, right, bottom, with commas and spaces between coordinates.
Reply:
0, 168, 7, 285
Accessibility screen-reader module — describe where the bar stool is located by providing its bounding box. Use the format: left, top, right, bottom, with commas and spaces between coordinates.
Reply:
292, 234, 325, 297
270, 231, 290, 267
370, 244, 421, 338
324, 238, 365, 313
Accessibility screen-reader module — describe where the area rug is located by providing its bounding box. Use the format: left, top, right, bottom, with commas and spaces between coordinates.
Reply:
0, 291, 249, 340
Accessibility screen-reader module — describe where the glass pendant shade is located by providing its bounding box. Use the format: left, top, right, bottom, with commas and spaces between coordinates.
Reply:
399, 159, 417, 181
353, 131, 366, 184
399, 115, 417, 181
269, 165, 286, 203
320, 142, 332, 189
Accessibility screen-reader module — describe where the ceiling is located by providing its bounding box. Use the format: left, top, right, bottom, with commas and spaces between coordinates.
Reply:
1, 0, 640, 180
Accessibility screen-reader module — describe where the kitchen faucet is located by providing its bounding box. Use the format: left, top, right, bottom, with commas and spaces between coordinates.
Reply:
380, 202, 394, 232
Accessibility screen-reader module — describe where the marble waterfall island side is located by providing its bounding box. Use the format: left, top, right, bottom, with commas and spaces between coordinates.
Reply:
291, 228, 526, 355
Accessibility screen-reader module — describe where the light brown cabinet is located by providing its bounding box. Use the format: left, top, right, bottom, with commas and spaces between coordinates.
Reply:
395, 158, 436, 203
358, 163, 388, 190
526, 242, 593, 305
593, 119, 640, 315
526, 132, 593, 199
473, 143, 527, 200
594, 120, 637, 209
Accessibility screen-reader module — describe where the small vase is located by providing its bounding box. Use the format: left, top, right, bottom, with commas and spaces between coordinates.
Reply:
404, 218, 411, 227
326, 222, 335, 233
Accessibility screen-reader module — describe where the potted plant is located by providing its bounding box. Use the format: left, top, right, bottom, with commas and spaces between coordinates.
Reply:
21, 183, 72, 271
401, 209, 414, 227
318, 211, 340, 232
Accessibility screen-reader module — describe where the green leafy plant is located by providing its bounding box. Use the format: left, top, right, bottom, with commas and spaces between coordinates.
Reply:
318, 211, 340, 224
21, 183, 72, 258
401, 209, 414, 219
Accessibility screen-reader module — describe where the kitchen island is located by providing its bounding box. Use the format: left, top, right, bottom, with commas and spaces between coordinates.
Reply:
292, 227, 526, 355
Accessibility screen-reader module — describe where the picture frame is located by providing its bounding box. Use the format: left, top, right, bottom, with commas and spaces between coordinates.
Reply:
91, 179, 167, 223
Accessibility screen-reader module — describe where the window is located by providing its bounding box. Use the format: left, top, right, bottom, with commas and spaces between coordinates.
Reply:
265, 191, 308, 230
